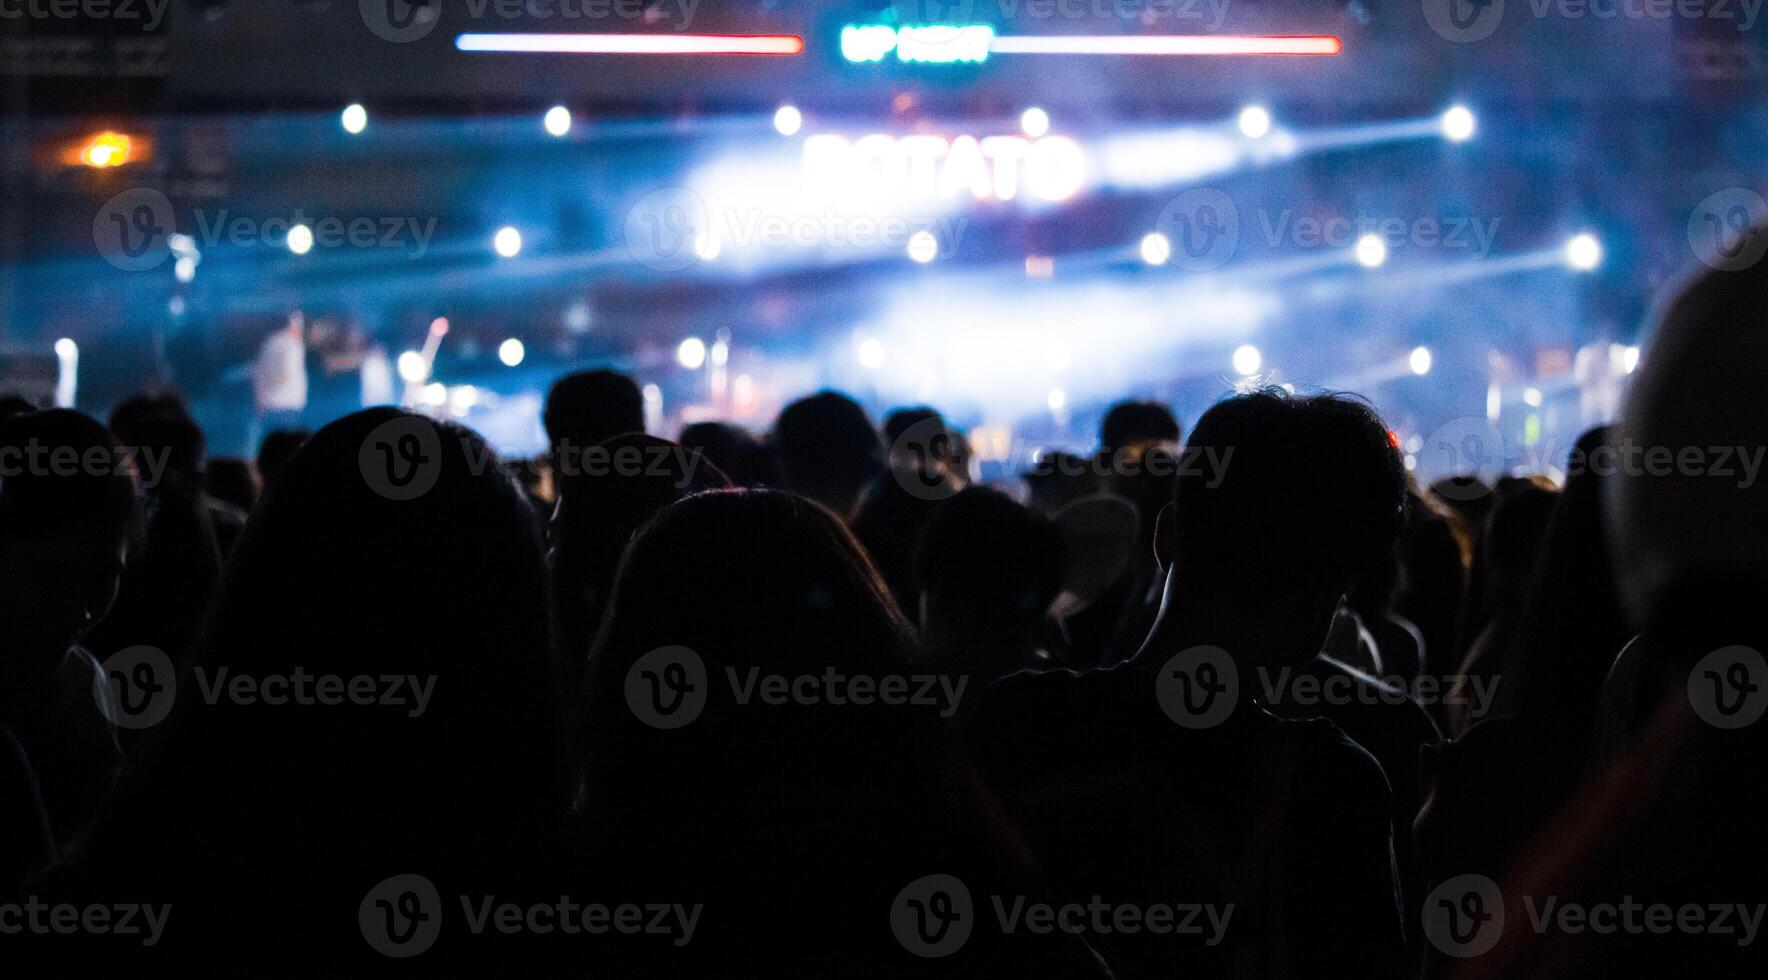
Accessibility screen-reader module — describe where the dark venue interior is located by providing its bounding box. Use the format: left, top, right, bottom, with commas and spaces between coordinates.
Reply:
2, 0, 1766, 974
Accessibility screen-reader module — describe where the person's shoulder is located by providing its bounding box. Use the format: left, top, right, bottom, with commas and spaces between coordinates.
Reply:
1273, 713, 1394, 803
974, 660, 1135, 718
964, 663, 1137, 758
1320, 655, 1443, 740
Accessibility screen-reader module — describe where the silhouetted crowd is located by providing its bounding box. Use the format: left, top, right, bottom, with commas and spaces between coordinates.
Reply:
2, 260, 1765, 977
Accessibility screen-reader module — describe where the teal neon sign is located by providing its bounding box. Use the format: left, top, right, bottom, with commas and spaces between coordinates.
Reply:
840, 24, 995, 64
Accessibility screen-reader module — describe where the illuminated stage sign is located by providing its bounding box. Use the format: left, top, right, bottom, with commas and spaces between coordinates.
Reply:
802, 132, 1086, 203
841, 24, 995, 63
839, 24, 1341, 62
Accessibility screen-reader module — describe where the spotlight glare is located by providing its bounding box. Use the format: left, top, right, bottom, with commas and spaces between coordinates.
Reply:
907, 230, 939, 264
1232, 343, 1262, 376
1409, 345, 1433, 376
1442, 105, 1476, 142
773, 104, 803, 136
493, 226, 523, 258
498, 338, 526, 367
286, 224, 314, 255
54, 338, 77, 358
693, 232, 721, 261
677, 336, 707, 370
1622, 345, 1641, 374
397, 350, 428, 383
1020, 106, 1050, 138
1047, 387, 1067, 411
341, 103, 368, 135
1355, 233, 1389, 268
544, 105, 572, 137
1043, 343, 1072, 371
1566, 232, 1602, 271
1523, 387, 1544, 407
174, 255, 197, 283
857, 337, 886, 370
1139, 232, 1171, 266
1237, 105, 1272, 139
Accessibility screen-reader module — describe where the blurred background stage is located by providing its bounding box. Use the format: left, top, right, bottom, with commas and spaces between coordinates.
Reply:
3, 0, 1766, 484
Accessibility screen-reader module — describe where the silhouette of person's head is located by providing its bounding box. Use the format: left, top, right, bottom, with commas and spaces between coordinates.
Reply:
172, 409, 565, 859
1100, 400, 1180, 455
0, 410, 136, 678
1154, 389, 1406, 667
109, 393, 205, 485
552, 433, 729, 656
254, 428, 309, 492
1611, 254, 1768, 636
915, 487, 1064, 669
1023, 451, 1098, 515
544, 369, 644, 481
589, 489, 910, 717
772, 390, 883, 518
678, 421, 771, 488
0, 394, 35, 419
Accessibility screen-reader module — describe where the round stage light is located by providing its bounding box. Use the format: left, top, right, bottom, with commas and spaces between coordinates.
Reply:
1355, 233, 1389, 268
1238, 105, 1272, 140
907, 230, 939, 264
1021, 106, 1050, 138
1442, 105, 1476, 142
1409, 346, 1433, 376
677, 336, 707, 370
498, 338, 526, 367
693, 232, 721, 261
493, 226, 523, 258
1232, 344, 1262, 376
1140, 232, 1171, 266
55, 338, 77, 358
857, 337, 886, 370
341, 103, 368, 135
773, 105, 803, 136
286, 223, 314, 255
1523, 387, 1544, 407
1566, 232, 1602, 271
1047, 388, 1067, 411
397, 350, 427, 383
174, 255, 197, 283
1622, 345, 1641, 374
544, 105, 572, 137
